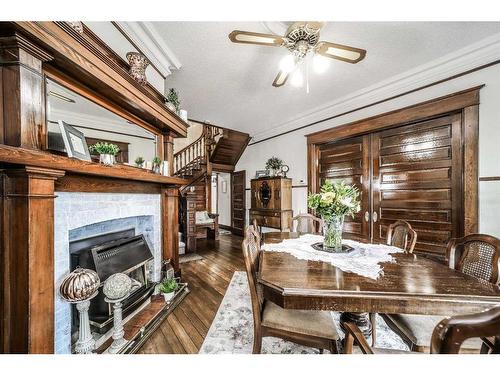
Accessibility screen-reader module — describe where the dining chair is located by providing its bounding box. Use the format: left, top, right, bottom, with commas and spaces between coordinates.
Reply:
386, 220, 417, 253
242, 224, 340, 354
382, 233, 500, 352
289, 213, 323, 234
343, 305, 500, 354
370, 220, 417, 346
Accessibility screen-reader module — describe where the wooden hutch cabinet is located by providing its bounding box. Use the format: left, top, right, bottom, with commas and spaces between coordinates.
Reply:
250, 177, 292, 231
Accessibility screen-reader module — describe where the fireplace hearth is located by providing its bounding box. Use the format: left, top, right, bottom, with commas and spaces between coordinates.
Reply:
70, 229, 156, 335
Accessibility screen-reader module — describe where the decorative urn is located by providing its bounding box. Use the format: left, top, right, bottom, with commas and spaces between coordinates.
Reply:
59, 267, 100, 302
126, 52, 149, 86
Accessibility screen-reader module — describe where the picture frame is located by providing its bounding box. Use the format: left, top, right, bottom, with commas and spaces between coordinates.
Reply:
255, 170, 268, 178
58, 120, 92, 161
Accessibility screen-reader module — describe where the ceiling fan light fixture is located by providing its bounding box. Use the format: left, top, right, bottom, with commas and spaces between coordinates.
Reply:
312, 54, 330, 74
228, 22, 366, 88
290, 69, 303, 87
279, 54, 296, 74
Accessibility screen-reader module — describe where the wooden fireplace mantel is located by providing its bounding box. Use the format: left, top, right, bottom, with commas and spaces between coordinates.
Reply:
0, 21, 187, 355
0, 144, 187, 186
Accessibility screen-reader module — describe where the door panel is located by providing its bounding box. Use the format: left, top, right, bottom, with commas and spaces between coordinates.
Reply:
318, 136, 370, 242
372, 114, 462, 255
231, 170, 246, 236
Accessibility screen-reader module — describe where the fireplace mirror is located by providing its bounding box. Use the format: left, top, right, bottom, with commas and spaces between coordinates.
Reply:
46, 78, 158, 164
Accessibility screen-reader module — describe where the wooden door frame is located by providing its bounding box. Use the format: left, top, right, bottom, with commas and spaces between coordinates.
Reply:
307, 86, 481, 235
230, 170, 246, 236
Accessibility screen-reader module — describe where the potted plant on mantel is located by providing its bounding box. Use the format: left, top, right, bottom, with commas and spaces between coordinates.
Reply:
89, 142, 120, 166
134, 156, 145, 168
307, 180, 361, 252
152, 156, 162, 174
165, 88, 180, 114
159, 277, 178, 302
265, 156, 284, 177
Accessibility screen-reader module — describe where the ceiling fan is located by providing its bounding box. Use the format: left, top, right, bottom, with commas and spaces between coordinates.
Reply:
228, 22, 366, 88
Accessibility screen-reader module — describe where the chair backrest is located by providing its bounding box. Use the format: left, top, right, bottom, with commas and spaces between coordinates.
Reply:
386, 220, 417, 253
431, 306, 500, 354
344, 306, 500, 354
289, 213, 323, 234
446, 233, 500, 284
241, 224, 263, 333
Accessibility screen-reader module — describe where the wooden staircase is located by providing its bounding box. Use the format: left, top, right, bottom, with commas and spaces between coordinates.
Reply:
173, 123, 250, 184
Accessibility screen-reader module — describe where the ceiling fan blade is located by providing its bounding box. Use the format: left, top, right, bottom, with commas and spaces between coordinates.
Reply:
272, 70, 289, 87
316, 41, 366, 63
228, 30, 284, 46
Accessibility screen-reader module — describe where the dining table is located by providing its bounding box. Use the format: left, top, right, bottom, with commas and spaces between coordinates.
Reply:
258, 232, 500, 338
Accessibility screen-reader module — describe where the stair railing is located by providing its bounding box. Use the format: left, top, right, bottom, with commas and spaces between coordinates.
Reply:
173, 124, 224, 177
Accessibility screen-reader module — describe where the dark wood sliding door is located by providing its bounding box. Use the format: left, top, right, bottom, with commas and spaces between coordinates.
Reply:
314, 113, 465, 256
371, 114, 463, 255
318, 136, 371, 242
307, 88, 480, 259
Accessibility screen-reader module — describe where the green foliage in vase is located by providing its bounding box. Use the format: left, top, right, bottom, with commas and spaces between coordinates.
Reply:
152, 156, 162, 166
166, 88, 181, 113
134, 156, 144, 167
88, 142, 120, 156
307, 180, 361, 221
159, 277, 178, 294
265, 156, 283, 171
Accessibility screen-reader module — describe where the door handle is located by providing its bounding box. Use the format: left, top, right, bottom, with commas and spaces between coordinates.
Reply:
372, 211, 378, 223
364, 211, 370, 222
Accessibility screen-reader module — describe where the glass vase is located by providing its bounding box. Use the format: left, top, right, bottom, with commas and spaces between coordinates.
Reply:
322, 215, 344, 252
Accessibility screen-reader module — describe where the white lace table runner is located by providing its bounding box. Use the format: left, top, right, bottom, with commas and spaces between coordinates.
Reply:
261, 234, 403, 280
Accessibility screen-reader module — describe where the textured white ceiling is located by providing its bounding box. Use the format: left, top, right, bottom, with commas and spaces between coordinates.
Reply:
151, 22, 500, 136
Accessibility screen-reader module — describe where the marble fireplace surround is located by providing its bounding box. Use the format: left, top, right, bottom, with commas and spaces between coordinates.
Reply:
54, 192, 162, 354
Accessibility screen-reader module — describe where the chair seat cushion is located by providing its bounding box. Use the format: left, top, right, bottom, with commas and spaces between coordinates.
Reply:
262, 301, 339, 340
196, 210, 214, 224
384, 314, 483, 350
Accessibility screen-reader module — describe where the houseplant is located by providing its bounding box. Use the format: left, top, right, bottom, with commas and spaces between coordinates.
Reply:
89, 142, 120, 166
152, 156, 162, 174
307, 180, 361, 251
166, 88, 180, 114
134, 156, 145, 168
265, 156, 283, 177
159, 277, 178, 302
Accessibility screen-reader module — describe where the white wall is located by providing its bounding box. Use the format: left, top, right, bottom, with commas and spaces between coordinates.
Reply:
173, 121, 203, 153
216, 172, 232, 226
236, 63, 500, 237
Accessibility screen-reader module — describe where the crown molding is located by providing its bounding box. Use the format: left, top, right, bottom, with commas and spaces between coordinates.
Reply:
116, 21, 182, 78
250, 31, 500, 143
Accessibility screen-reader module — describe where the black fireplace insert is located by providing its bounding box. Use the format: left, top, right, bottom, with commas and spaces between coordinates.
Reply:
70, 228, 156, 334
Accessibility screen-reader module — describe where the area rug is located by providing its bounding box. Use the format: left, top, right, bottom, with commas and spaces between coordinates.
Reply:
179, 254, 204, 264
199, 271, 409, 354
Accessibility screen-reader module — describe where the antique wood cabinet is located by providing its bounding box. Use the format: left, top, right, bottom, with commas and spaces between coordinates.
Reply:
250, 177, 292, 231
307, 87, 480, 260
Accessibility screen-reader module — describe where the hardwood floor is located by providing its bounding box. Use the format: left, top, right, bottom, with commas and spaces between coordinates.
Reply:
138, 234, 245, 354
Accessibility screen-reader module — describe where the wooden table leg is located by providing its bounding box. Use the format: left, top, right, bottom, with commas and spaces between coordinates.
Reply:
340, 312, 372, 339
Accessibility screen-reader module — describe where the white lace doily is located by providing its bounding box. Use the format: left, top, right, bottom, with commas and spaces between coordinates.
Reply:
261, 234, 403, 280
